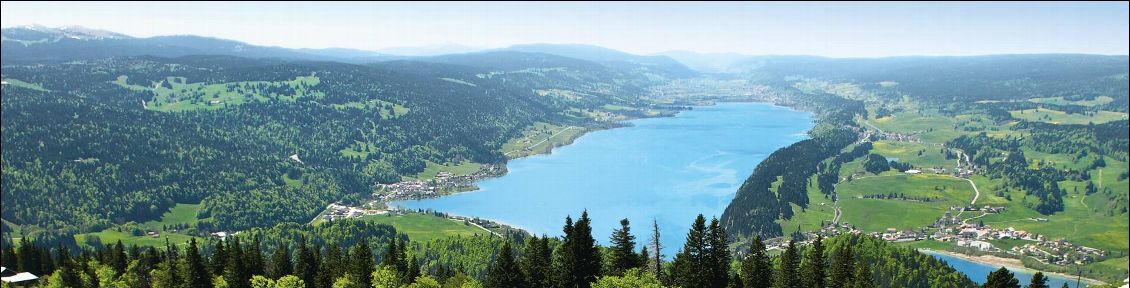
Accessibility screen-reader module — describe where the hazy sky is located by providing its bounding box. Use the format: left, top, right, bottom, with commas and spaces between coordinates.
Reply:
2, 1, 1127, 57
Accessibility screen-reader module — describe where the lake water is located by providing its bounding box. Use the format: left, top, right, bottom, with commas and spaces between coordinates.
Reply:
924, 251, 1090, 287
395, 102, 814, 256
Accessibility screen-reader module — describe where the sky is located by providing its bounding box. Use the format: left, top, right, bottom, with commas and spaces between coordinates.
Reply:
2, 1, 1127, 57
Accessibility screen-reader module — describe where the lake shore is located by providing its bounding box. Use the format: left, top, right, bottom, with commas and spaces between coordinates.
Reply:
920, 249, 1106, 285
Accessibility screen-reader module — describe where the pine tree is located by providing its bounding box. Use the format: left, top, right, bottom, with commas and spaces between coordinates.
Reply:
381, 237, 402, 269
520, 235, 552, 287
186, 238, 215, 288
350, 238, 376, 288
672, 214, 709, 288
608, 218, 641, 276
555, 216, 578, 288
225, 237, 250, 288
486, 241, 525, 288
740, 236, 772, 288
708, 217, 731, 288
829, 241, 854, 286
648, 218, 664, 282
800, 236, 826, 288
211, 238, 228, 277
268, 244, 292, 279
1027, 272, 1049, 288
295, 236, 319, 288
111, 239, 127, 276
574, 211, 603, 287
983, 267, 1020, 288
850, 259, 874, 288
245, 237, 265, 278
321, 243, 345, 288
773, 239, 800, 288
57, 246, 83, 288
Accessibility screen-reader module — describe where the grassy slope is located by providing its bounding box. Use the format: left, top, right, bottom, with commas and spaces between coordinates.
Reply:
114, 75, 322, 112
358, 214, 488, 243
76, 203, 202, 248
501, 122, 586, 159
406, 161, 483, 181
837, 174, 975, 231
789, 98, 1128, 280
1009, 108, 1128, 125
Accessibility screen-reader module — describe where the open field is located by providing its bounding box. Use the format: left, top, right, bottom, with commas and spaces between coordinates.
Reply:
871, 140, 951, 168
1, 78, 49, 91
776, 175, 836, 233
75, 230, 195, 248
140, 203, 202, 231
114, 75, 322, 112
1009, 108, 1128, 125
407, 161, 483, 180
1028, 96, 1115, 107
358, 213, 487, 242
836, 174, 976, 231
501, 122, 586, 159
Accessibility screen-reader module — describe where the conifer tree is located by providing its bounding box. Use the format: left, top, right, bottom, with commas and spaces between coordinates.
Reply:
321, 243, 345, 288
648, 218, 664, 282
708, 217, 731, 288
245, 237, 265, 278
268, 244, 292, 279
851, 259, 874, 288
186, 238, 214, 288
225, 237, 250, 288
574, 211, 603, 287
829, 241, 855, 286
773, 239, 800, 288
608, 218, 641, 276
486, 241, 524, 288
111, 239, 127, 276
800, 235, 826, 288
295, 236, 319, 288
520, 235, 552, 287
350, 238, 376, 288
740, 235, 772, 288
1027, 272, 1049, 288
381, 237, 402, 269
211, 239, 228, 277
984, 267, 1021, 288
672, 214, 709, 288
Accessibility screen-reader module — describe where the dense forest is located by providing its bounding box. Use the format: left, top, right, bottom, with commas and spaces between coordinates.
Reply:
1, 50, 678, 235
1, 212, 992, 288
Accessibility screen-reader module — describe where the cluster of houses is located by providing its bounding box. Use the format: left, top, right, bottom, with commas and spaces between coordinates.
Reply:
320, 203, 383, 221
928, 220, 1110, 266
1012, 239, 1110, 266
376, 164, 505, 201
377, 180, 437, 200
874, 130, 920, 142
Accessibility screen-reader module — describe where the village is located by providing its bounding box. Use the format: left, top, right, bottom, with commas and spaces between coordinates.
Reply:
375, 163, 506, 201
808, 202, 1111, 269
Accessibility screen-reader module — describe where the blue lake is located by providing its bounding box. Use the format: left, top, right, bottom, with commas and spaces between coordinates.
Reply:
924, 250, 1091, 287
396, 102, 814, 256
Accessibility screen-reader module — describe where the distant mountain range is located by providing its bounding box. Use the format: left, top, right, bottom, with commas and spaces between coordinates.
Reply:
2, 25, 713, 77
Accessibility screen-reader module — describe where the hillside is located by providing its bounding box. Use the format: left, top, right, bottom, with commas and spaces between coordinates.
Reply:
0, 40, 683, 238
717, 54, 1130, 282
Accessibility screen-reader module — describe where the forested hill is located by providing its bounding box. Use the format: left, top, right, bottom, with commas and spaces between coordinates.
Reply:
720, 54, 1130, 240
0, 47, 681, 236
732, 54, 1129, 109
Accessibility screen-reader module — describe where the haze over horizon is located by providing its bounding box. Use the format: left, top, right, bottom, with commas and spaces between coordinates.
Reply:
2, 1, 1128, 58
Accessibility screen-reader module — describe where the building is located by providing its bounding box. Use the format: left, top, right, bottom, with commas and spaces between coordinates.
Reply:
1, 267, 39, 287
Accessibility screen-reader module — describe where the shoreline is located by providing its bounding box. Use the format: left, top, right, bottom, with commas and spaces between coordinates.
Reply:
920, 249, 1106, 285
